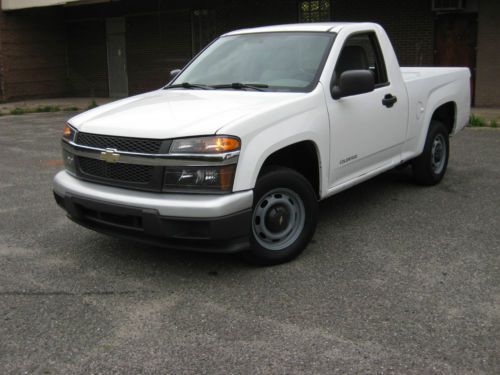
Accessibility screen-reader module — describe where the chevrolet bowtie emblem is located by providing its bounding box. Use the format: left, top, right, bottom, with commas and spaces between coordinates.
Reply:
100, 149, 120, 163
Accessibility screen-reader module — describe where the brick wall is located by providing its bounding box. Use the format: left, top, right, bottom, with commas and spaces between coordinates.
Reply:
475, 0, 500, 107
64, 1, 124, 98
64, 0, 194, 96
0, 5, 68, 101
124, 0, 298, 95
215, 0, 298, 34
66, 19, 108, 97
61, 0, 299, 96
332, 0, 435, 66
0, 0, 497, 105
126, 10, 192, 95
0, 0, 436, 101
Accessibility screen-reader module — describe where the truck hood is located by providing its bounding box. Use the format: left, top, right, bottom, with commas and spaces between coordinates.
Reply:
69, 89, 302, 139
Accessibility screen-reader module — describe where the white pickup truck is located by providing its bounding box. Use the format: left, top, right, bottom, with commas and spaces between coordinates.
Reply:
53, 22, 470, 265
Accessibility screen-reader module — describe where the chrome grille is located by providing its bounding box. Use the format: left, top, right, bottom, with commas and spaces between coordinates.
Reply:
76, 132, 163, 154
78, 157, 154, 183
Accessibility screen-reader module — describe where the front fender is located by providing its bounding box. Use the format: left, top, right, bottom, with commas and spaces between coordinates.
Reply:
232, 106, 330, 197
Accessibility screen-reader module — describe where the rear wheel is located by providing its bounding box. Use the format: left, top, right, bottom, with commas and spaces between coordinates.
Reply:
245, 167, 318, 266
412, 120, 450, 186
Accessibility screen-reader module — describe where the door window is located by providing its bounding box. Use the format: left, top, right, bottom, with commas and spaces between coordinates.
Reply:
334, 32, 388, 87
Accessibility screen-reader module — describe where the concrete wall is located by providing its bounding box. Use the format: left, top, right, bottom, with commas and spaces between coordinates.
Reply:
475, 0, 500, 107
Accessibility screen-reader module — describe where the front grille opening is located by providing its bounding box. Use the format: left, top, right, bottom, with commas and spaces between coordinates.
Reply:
77, 204, 143, 230
78, 157, 154, 184
76, 132, 162, 154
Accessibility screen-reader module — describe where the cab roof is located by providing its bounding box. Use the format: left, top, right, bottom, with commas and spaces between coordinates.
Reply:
223, 22, 373, 36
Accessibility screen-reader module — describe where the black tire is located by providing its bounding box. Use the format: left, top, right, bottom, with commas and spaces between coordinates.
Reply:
244, 166, 318, 266
412, 120, 450, 186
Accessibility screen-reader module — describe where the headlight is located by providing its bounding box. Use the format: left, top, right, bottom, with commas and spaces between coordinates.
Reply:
62, 123, 77, 142
165, 135, 240, 193
163, 165, 236, 193
170, 136, 240, 154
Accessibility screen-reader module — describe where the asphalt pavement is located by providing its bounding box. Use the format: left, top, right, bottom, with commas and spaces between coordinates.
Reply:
0, 112, 498, 374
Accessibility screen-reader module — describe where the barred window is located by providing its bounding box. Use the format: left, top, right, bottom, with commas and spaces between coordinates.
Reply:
192, 9, 217, 55
299, 0, 331, 23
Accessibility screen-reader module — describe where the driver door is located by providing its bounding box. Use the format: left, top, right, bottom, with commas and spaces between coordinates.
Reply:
326, 32, 407, 187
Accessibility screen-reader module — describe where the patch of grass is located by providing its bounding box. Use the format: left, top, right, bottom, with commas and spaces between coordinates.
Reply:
35, 105, 61, 113
490, 119, 498, 128
9, 105, 62, 115
10, 107, 27, 115
87, 99, 98, 110
469, 114, 488, 127
4, 104, 82, 116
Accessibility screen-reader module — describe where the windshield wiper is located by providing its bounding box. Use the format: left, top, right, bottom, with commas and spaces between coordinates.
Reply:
164, 82, 213, 90
211, 83, 269, 91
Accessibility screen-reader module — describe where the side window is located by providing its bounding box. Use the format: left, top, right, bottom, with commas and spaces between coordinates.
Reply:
333, 32, 388, 87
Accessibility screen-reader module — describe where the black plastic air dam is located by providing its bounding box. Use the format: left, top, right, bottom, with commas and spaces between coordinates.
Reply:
54, 192, 251, 253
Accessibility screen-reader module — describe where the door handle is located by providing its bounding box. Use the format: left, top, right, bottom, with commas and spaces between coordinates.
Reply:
382, 94, 398, 108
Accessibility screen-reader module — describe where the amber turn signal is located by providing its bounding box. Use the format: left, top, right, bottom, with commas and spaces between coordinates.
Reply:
214, 137, 241, 152
63, 123, 72, 139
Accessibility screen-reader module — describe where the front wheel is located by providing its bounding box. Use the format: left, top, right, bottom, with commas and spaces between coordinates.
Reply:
245, 167, 318, 266
412, 120, 450, 186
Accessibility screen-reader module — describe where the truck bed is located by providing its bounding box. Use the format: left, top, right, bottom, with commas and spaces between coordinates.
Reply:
400, 67, 471, 149
401, 66, 469, 84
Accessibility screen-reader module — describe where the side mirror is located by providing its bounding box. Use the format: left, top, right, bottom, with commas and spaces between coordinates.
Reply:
170, 69, 182, 80
331, 70, 375, 100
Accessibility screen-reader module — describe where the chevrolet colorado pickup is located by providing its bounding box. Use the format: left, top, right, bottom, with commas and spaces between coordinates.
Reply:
53, 23, 471, 265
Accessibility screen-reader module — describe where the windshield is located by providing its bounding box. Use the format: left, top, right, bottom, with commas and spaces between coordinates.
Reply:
170, 32, 336, 92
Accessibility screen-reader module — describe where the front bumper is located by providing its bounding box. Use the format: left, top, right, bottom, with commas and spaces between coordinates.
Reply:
53, 171, 253, 253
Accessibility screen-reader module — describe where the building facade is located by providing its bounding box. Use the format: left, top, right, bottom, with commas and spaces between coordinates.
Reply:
0, 0, 498, 106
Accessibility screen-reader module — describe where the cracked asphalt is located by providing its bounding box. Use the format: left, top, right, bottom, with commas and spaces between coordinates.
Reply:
0, 112, 499, 374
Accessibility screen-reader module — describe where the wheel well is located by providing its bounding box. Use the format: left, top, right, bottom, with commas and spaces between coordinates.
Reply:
260, 141, 320, 198
431, 102, 456, 134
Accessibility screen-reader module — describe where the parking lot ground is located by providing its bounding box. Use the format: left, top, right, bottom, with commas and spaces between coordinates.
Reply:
0, 112, 499, 374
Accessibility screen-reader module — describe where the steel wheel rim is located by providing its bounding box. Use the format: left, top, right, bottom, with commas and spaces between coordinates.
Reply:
431, 133, 446, 174
252, 188, 305, 251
